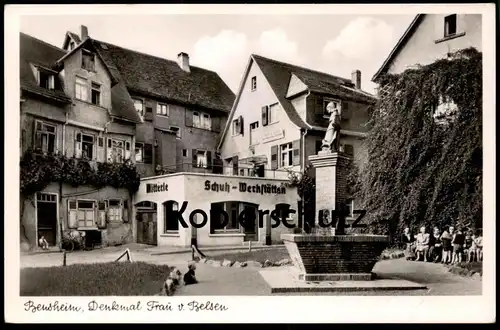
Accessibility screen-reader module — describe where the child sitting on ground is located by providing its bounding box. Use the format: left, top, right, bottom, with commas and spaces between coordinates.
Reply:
183, 261, 198, 285
38, 235, 49, 250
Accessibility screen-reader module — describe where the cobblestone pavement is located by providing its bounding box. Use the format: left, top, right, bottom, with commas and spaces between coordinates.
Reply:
20, 244, 482, 296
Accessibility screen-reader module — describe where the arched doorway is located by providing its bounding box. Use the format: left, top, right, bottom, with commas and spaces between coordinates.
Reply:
135, 201, 157, 245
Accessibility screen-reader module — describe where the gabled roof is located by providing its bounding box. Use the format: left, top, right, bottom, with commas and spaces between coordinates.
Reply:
62, 31, 81, 50
371, 14, 424, 82
217, 54, 376, 149
19, 32, 71, 103
92, 40, 236, 113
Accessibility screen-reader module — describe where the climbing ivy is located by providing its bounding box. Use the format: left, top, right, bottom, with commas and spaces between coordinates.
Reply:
20, 150, 141, 196
352, 48, 482, 238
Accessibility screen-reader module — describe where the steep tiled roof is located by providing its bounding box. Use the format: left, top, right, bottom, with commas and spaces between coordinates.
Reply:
19, 33, 71, 103
92, 40, 236, 113
252, 54, 376, 129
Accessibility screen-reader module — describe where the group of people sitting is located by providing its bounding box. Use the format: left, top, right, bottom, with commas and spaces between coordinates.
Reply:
402, 225, 483, 264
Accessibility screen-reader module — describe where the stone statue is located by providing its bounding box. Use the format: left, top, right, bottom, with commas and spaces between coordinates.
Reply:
321, 102, 341, 152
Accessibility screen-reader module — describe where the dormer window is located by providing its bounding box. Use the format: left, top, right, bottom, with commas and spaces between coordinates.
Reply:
69, 41, 75, 50
33, 65, 56, 90
82, 49, 95, 71
133, 99, 144, 120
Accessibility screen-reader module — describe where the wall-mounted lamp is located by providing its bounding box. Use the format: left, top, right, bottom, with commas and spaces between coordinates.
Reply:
154, 139, 158, 147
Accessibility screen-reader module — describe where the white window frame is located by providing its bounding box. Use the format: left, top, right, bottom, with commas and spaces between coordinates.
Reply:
193, 111, 212, 130
133, 99, 144, 121
323, 98, 341, 119
250, 121, 259, 145
169, 126, 181, 138
107, 199, 123, 223
76, 199, 97, 229
91, 82, 101, 106
81, 133, 95, 159
280, 142, 293, 168
75, 77, 88, 101
34, 120, 57, 154
135, 142, 144, 163
196, 150, 208, 168
251, 76, 257, 91
108, 138, 125, 163
268, 103, 279, 124
36, 68, 55, 90
156, 103, 169, 117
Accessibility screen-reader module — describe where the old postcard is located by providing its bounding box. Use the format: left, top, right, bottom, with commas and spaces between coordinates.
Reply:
4, 3, 496, 323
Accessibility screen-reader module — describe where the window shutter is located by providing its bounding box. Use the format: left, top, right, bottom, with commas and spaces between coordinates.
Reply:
232, 155, 239, 175
97, 137, 105, 162
206, 151, 212, 169
270, 145, 278, 170
34, 123, 42, 151
75, 132, 82, 158
67, 200, 78, 229
144, 143, 153, 164
185, 109, 193, 127
192, 149, 198, 167
125, 141, 131, 161
434, 15, 444, 40
262, 106, 268, 126
123, 200, 129, 223
106, 138, 113, 162
211, 117, 220, 133
97, 201, 107, 229
315, 96, 324, 115
456, 14, 466, 34
292, 140, 301, 166
35, 69, 41, 86
239, 116, 244, 136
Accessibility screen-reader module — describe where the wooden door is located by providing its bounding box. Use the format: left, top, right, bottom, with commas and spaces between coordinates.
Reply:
136, 211, 157, 245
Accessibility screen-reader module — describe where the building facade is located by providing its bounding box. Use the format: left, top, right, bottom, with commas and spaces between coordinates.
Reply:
20, 32, 142, 251
372, 14, 482, 82
61, 26, 235, 179
218, 54, 376, 219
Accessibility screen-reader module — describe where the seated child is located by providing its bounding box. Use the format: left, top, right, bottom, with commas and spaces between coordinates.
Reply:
38, 235, 49, 250
183, 262, 198, 285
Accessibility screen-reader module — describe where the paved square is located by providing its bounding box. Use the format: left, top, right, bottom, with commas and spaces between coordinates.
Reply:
259, 267, 427, 293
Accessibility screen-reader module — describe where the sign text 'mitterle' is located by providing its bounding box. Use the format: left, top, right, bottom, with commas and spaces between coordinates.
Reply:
145, 180, 286, 195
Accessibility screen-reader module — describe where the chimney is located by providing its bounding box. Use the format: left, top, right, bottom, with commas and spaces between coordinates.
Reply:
351, 69, 361, 89
177, 52, 190, 73
80, 25, 88, 40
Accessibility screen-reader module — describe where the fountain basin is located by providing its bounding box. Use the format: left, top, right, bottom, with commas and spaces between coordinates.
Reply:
281, 234, 390, 281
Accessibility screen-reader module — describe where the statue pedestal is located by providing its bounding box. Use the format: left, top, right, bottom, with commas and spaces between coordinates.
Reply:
308, 151, 352, 229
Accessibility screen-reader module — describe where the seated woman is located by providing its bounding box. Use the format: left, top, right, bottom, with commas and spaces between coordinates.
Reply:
428, 227, 442, 263
440, 227, 452, 264
415, 226, 430, 262
401, 227, 415, 261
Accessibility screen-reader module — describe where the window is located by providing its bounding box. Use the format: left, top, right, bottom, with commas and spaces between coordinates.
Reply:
108, 199, 122, 222
196, 150, 207, 168
182, 149, 188, 157
82, 49, 95, 71
82, 134, 94, 159
263, 103, 278, 124
164, 201, 179, 232
156, 103, 169, 116
250, 121, 259, 145
69, 41, 75, 50
107, 138, 124, 163
444, 14, 457, 37
75, 77, 88, 101
91, 82, 101, 106
37, 69, 55, 90
193, 111, 211, 130
135, 142, 144, 162
232, 119, 241, 135
251, 76, 257, 91
77, 200, 95, 228
323, 99, 341, 118
280, 142, 293, 167
137, 201, 156, 210
169, 126, 181, 138
34, 121, 56, 154
133, 99, 144, 120
346, 199, 354, 218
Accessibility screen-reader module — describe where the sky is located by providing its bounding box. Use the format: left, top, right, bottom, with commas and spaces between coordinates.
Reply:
20, 14, 415, 94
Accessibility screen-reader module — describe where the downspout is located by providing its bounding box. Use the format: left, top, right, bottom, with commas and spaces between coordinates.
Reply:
302, 90, 311, 171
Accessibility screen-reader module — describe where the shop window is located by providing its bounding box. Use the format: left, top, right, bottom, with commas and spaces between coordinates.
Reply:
164, 201, 179, 232
210, 202, 240, 233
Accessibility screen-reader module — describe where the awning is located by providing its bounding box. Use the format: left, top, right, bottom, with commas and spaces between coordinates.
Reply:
239, 155, 268, 165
